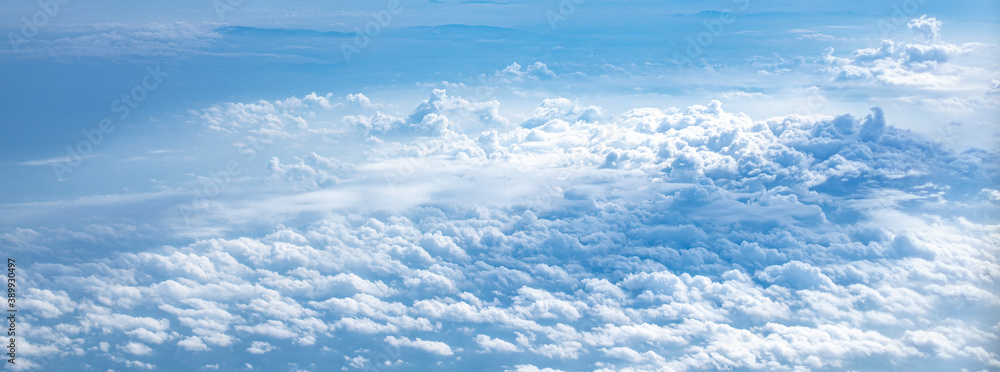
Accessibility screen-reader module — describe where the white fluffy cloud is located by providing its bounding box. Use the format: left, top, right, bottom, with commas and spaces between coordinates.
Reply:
821, 16, 985, 89
908, 15, 942, 41
267, 152, 346, 191
246, 341, 275, 354
385, 336, 455, 356
10, 88, 999, 371
496, 62, 558, 82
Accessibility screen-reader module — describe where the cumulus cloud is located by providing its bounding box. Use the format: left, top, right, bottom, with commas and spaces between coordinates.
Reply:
385, 336, 455, 356
20, 289, 75, 319
497, 62, 558, 81
346, 93, 380, 109
267, 152, 346, 191
11, 90, 999, 371
343, 89, 508, 136
908, 15, 942, 41
821, 17, 982, 89
520, 97, 602, 128
120, 342, 153, 356
196, 92, 334, 136
246, 341, 274, 354
177, 336, 210, 352
823, 40, 968, 87
407, 89, 509, 132
475, 334, 520, 353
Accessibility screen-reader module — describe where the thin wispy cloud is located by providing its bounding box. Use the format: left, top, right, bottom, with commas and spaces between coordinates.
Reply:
18, 154, 100, 166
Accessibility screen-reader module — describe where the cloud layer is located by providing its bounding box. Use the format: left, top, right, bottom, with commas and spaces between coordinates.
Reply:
8, 87, 999, 371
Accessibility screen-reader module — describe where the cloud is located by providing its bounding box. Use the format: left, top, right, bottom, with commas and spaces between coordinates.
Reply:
196, 92, 334, 134
406, 89, 509, 133
3, 22, 222, 59
520, 97, 602, 128
818, 16, 992, 91
987, 80, 1000, 95
908, 15, 942, 41
506, 365, 565, 372
346, 93, 380, 109
822, 39, 972, 87
267, 152, 346, 191
177, 336, 210, 352
120, 342, 153, 356
343, 89, 510, 136
474, 334, 520, 352
757, 260, 836, 290
496, 62, 558, 81
246, 341, 274, 354
385, 336, 455, 356
20, 289, 75, 318
799, 33, 834, 41
9, 91, 999, 371
18, 154, 100, 166
720, 91, 768, 99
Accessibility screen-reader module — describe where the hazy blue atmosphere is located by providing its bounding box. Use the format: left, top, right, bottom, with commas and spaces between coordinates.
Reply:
1, 0, 998, 371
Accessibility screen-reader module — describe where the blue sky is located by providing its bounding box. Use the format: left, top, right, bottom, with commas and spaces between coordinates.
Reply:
1, 1, 999, 371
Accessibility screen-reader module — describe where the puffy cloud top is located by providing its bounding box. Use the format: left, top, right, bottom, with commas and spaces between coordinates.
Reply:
908, 15, 942, 41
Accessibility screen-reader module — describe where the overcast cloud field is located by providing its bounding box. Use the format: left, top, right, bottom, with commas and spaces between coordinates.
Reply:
1, 1, 999, 371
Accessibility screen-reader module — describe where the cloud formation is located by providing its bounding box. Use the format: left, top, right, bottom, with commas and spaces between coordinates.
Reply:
10, 86, 999, 371
908, 15, 942, 41
820, 15, 990, 90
